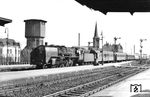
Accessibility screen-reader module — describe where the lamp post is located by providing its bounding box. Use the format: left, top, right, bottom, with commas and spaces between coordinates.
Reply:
5, 28, 9, 65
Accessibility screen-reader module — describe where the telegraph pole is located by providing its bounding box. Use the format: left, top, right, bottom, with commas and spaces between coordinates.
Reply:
6, 28, 9, 65
113, 37, 121, 62
114, 37, 121, 45
100, 31, 104, 65
140, 39, 147, 60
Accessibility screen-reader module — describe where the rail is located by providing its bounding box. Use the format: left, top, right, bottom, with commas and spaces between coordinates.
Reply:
0, 66, 146, 97
44, 68, 146, 97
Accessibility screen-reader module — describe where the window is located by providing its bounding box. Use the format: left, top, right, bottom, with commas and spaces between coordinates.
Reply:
18, 50, 20, 55
0, 48, 2, 54
10, 49, 12, 54
7, 49, 9, 54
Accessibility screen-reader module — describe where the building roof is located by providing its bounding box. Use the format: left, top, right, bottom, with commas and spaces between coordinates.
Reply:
0, 38, 20, 47
75, 0, 150, 14
0, 17, 12, 26
24, 19, 47, 23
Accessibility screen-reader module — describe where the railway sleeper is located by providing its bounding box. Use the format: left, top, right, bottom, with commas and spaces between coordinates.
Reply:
58, 94, 79, 97
70, 90, 87, 94
66, 92, 84, 96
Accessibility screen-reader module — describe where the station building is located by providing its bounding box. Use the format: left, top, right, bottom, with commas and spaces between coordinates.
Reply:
103, 42, 123, 52
0, 38, 21, 64
0, 17, 21, 64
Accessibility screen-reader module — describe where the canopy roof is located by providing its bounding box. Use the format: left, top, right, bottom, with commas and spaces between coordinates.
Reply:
0, 17, 12, 26
75, 0, 150, 14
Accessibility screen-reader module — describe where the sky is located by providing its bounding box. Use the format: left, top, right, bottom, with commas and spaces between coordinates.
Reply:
0, 0, 150, 55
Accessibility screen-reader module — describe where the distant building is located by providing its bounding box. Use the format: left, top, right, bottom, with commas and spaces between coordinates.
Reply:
142, 54, 147, 59
112, 44, 123, 52
103, 42, 123, 52
102, 42, 113, 51
134, 53, 140, 59
0, 38, 21, 64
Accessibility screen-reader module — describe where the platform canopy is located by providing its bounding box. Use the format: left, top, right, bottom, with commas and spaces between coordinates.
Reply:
0, 17, 12, 26
75, 0, 150, 14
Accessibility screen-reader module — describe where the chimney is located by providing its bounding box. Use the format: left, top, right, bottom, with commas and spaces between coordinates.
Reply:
45, 42, 48, 46
78, 33, 80, 47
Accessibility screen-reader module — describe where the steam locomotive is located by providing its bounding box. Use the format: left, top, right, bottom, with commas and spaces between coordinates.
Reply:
30, 44, 135, 68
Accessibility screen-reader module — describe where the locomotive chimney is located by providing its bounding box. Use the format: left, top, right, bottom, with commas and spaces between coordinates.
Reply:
45, 42, 48, 46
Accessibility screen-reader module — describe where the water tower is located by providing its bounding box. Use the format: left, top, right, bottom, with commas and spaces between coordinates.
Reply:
24, 19, 47, 49
21, 19, 47, 63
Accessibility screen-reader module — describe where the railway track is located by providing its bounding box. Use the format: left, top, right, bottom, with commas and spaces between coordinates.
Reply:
0, 66, 147, 97
0, 66, 114, 89
0, 66, 118, 95
45, 68, 146, 97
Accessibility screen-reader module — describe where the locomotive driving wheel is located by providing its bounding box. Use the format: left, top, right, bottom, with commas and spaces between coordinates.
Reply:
66, 59, 73, 67
60, 63, 65, 67
69, 59, 73, 66
65, 60, 69, 67
43, 64, 48, 69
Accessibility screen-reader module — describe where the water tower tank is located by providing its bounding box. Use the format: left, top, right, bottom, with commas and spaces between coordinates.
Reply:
24, 19, 47, 48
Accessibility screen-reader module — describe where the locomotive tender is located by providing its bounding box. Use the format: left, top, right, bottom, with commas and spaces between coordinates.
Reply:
30, 44, 135, 68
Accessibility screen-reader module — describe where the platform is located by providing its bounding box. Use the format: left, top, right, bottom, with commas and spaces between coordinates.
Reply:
0, 64, 31, 69
0, 64, 35, 71
0, 61, 131, 82
90, 68, 150, 97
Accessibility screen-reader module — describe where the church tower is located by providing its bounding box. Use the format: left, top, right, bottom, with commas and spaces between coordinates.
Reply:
93, 22, 100, 49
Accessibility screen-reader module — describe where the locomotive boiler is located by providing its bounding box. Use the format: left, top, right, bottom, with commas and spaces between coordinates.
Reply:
30, 45, 79, 68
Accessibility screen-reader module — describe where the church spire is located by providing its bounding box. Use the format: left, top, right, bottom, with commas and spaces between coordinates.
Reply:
94, 22, 99, 38
93, 22, 100, 49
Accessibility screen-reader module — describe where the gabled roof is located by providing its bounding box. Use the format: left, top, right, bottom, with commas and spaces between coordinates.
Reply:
0, 38, 20, 47
0, 17, 12, 26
